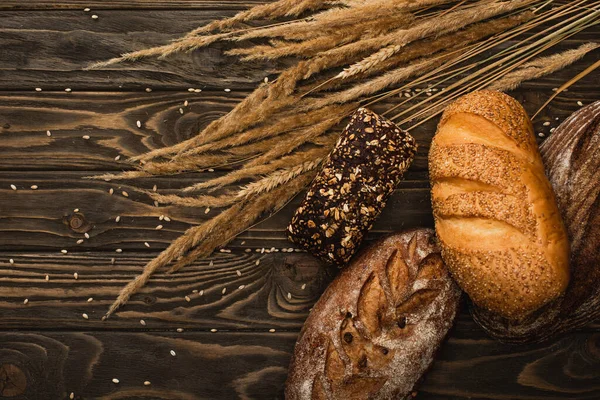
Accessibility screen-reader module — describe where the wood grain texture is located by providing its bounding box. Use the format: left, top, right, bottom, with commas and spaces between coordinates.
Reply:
0, 330, 598, 399
0, 87, 598, 171
0, 91, 433, 171
1, 250, 597, 331
0, 10, 280, 90
0, 171, 432, 251
0, 251, 333, 330
0, 1, 267, 10
0, 9, 597, 90
0, 4, 599, 400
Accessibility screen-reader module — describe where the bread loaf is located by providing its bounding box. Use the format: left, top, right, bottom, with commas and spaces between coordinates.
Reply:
473, 100, 600, 343
285, 229, 461, 400
429, 90, 569, 319
287, 108, 417, 266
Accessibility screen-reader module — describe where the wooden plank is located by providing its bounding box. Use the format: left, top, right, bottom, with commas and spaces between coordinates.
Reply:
0, 90, 248, 171
0, 85, 598, 171
0, 10, 278, 90
0, 171, 432, 251
0, 1, 267, 10
0, 9, 597, 90
0, 90, 433, 171
0, 251, 333, 330
0, 329, 598, 399
1, 250, 598, 332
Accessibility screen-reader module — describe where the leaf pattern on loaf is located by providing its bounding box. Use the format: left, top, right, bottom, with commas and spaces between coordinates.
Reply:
286, 229, 461, 400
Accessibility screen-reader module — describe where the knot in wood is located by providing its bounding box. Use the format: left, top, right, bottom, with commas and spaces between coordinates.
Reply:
69, 214, 84, 229
63, 213, 92, 233
0, 364, 27, 397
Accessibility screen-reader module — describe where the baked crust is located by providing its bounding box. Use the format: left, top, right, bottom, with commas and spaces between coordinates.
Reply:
285, 229, 461, 400
429, 90, 570, 319
473, 100, 600, 343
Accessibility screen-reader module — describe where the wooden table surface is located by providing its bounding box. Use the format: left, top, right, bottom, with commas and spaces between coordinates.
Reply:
0, 1, 599, 399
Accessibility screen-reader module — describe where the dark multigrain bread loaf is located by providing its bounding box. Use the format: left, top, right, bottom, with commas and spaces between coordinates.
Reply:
473, 100, 600, 343
287, 108, 417, 266
285, 229, 461, 400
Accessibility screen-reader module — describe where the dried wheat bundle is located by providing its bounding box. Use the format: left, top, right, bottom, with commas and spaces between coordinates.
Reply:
88, 0, 600, 317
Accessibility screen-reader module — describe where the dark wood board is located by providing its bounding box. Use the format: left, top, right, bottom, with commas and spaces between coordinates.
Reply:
0, 1, 268, 10
0, 171, 432, 251
0, 331, 598, 399
0, 2, 599, 400
1, 250, 598, 332
0, 9, 597, 90
1, 88, 599, 171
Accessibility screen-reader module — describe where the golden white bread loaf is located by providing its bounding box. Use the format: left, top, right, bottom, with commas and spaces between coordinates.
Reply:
429, 90, 569, 319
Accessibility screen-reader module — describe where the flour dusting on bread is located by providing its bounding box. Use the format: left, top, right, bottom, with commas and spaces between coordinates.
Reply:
285, 229, 461, 400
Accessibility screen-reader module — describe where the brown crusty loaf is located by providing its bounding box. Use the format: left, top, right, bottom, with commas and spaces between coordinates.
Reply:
287, 108, 417, 266
473, 100, 600, 343
429, 90, 570, 320
285, 229, 461, 400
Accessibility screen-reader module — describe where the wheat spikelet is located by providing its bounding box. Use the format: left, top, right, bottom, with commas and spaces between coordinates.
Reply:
235, 1, 414, 42
305, 57, 441, 111
107, 171, 317, 318
88, 0, 333, 69
155, 64, 310, 165
184, 0, 331, 37
140, 154, 239, 176
86, 170, 150, 181
105, 198, 247, 318
181, 146, 331, 193
243, 109, 353, 168
167, 171, 315, 273
129, 84, 270, 163
237, 158, 323, 199
227, 13, 412, 61
336, 0, 535, 79
488, 42, 600, 91
234, 0, 453, 43
224, 131, 339, 156
301, 12, 532, 96
176, 104, 347, 159
86, 33, 233, 70
147, 192, 238, 208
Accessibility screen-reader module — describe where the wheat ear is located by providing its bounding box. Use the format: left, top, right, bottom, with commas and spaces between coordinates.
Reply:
336, 0, 536, 80
184, 0, 331, 37
237, 158, 323, 199
147, 192, 238, 208
489, 42, 600, 91
181, 146, 332, 193
168, 171, 315, 273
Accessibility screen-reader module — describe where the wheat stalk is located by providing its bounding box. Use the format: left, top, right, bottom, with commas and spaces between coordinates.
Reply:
227, 13, 413, 61
237, 158, 323, 199
92, 0, 600, 318
336, 0, 536, 80
176, 104, 349, 159
184, 0, 332, 37
105, 171, 315, 317
181, 145, 332, 193
489, 42, 600, 90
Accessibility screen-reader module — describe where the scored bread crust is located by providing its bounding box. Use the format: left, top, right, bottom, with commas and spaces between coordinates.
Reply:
285, 229, 461, 400
429, 90, 569, 319
472, 100, 600, 343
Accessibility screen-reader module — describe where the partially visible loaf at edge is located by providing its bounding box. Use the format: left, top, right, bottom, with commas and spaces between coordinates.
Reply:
473, 100, 600, 343
429, 90, 570, 319
285, 229, 461, 400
